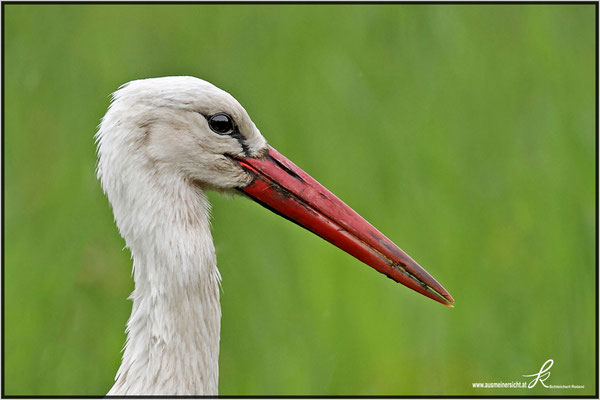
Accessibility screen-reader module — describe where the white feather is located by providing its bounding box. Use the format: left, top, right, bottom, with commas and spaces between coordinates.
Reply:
96, 76, 267, 395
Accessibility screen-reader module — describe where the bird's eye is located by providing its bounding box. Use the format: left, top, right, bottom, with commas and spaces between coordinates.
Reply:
208, 113, 235, 135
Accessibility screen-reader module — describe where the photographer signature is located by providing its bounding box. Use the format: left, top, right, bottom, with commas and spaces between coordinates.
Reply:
523, 359, 553, 388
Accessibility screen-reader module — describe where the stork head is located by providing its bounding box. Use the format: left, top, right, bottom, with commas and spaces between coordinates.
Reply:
96, 76, 454, 307
97, 76, 267, 191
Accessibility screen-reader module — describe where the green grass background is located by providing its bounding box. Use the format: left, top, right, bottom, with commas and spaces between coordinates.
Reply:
4, 4, 596, 396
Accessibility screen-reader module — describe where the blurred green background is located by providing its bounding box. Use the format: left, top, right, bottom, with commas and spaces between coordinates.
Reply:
4, 4, 596, 396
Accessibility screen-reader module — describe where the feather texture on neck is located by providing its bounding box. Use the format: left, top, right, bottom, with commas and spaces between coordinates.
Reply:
107, 174, 221, 395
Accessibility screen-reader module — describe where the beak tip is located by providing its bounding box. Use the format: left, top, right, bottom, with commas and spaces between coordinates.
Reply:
439, 288, 455, 307
441, 292, 455, 307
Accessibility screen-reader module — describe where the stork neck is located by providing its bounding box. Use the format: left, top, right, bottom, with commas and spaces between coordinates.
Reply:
109, 177, 221, 395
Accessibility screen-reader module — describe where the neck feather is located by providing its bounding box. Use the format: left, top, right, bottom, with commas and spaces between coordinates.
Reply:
108, 174, 221, 395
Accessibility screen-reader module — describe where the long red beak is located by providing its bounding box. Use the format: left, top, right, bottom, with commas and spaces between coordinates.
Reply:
236, 146, 454, 307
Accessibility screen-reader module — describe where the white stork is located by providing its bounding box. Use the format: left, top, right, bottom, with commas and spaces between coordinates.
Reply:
95, 76, 453, 395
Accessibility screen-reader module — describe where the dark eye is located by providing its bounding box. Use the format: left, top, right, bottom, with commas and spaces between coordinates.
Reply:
207, 113, 235, 135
